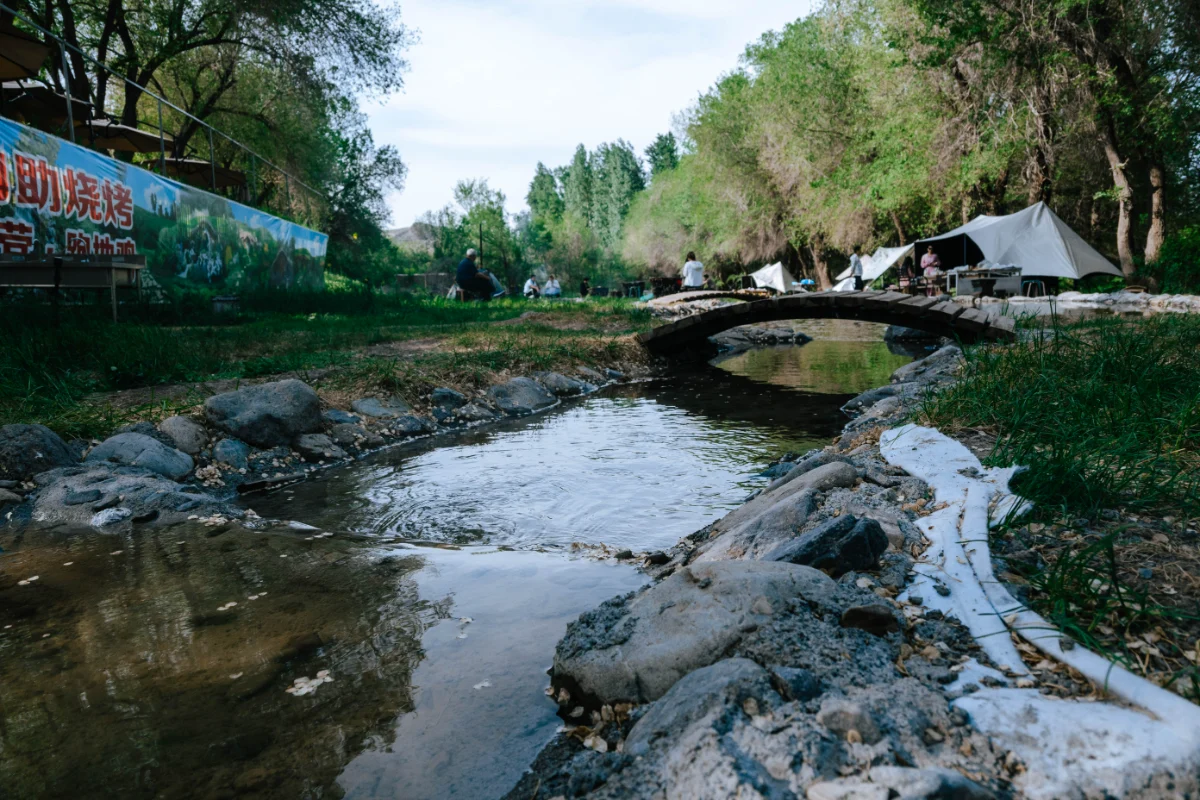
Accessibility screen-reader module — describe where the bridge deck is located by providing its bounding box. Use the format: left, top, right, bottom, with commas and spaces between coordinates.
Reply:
638, 290, 1016, 355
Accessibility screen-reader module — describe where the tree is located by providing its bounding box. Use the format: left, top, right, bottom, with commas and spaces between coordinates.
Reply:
645, 133, 680, 177
591, 140, 645, 249
526, 162, 564, 222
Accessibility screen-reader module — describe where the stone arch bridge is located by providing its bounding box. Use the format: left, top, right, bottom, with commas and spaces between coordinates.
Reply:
638, 291, 1016, 356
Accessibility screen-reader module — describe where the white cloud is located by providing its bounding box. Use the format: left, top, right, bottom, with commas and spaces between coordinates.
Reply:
369, 0, 813, 227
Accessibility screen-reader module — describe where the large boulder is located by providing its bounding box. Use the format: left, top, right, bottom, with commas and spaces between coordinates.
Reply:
204, 379, 321, 448
158, 416, 206, 455
85, 433, 194, 480
764, 514, 888, 577
30, 464, 229, 527
488, 377, 557, 416
351, 396, 412, 419
553, 560, 836, 704
431, 387, 467, 409
533, 371, 593, 397
0, 424, 77, 481
890, 344, 961, 385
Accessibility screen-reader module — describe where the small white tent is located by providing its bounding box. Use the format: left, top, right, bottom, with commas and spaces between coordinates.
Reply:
914, 202, 1121, 279
834, 244, 915, 291
750, 262, 797, 294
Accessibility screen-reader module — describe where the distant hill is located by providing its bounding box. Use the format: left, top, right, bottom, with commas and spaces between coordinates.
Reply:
386, 222, 437, 253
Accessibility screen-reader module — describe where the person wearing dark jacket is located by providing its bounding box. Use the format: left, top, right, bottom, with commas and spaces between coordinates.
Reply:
580, 277, 591, 298
456, 248, 494, 300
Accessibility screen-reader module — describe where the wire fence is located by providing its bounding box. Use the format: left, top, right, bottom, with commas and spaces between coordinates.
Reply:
0, 2, 327, 229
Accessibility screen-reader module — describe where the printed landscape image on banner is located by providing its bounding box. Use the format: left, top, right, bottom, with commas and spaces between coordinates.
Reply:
0, 116, 326, 291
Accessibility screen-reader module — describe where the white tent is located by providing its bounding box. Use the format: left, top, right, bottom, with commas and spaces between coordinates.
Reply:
750, 262, 797, 293
914, 202, 1121, 279
834, 244, 915, 291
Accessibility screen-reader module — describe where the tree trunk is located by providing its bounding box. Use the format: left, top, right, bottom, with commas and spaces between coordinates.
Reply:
1099, 120, 1135, 278
1145, 161, 1165, 264
889, 210, 907, 245
809, 238, 832, 291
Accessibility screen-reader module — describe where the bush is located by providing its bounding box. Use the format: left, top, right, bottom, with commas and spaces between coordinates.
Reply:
1146, 227, 1200, 294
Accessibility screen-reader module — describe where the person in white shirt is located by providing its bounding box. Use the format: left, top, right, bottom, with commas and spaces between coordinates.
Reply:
681, 251, 705, 289
543, 274, 562, 298
849, 245, 865, 291
523, 276, 540, 299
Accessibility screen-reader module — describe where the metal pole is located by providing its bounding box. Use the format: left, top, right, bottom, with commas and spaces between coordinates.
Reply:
57, 42, 75, 143
157, 98, 166, 174
207, 126, 217, 191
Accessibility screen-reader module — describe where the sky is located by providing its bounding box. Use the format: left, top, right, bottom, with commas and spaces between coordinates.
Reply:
366, 0, 814, 229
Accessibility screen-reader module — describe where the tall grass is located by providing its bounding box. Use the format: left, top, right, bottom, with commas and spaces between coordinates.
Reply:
922, 314, 1200, 516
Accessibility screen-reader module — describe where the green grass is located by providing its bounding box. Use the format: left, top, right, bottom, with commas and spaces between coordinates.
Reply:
923, 314, 1200, 699
0, 294, 651, 439
923, 314, 1200, 516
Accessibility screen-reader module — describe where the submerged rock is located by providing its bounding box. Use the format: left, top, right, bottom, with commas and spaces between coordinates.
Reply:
351, 396, 413, 419
158, 416, 207, 455
488, 377, 557, 416
85, 432, 194, 480
553, 560, 837, 704
0, 423, 78, 481
205, 379, 322, 448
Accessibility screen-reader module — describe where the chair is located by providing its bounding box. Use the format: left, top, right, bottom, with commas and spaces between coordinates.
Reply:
1022, 279, 1046, 298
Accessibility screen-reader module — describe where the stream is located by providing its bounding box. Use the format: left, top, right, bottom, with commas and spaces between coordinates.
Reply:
0, 321, 920, 800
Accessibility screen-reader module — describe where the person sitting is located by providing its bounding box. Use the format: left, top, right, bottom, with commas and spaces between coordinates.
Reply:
682, 251, 705, 290
920, 245, 942, 297
580, 277, 591, 298
523, 275, 540, 299
456, 248, 496, 301
850, 245, 865, 291
899, 257, 916, 294
543, 274, 562, 298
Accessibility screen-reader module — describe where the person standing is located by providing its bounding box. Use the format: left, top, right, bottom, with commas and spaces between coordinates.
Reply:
579, 276, 591, 298
850, 245, 865, 291
543, 274, 562, 298
682, 251, 705, 289
920, 245, 942, 297
456, 248, 495, 301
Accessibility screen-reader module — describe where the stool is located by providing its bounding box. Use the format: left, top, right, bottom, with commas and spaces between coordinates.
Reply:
1022, 280, 1046, 298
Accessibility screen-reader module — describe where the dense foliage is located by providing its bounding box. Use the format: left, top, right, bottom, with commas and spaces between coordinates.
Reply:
616, 0, 1200, 288
7, 0, 414, 285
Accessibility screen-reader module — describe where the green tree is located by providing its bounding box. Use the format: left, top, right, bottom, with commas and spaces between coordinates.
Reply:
645, 133, 680, 177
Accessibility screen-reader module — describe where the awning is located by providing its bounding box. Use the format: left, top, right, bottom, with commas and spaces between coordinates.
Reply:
0, 78, 93, 126
913, 202, 1121, 280
158, 157, 245, 189
0, 22, 50, 80
77, 119, 174, 153
834, 244, 915, 289
750, 261, 798, 293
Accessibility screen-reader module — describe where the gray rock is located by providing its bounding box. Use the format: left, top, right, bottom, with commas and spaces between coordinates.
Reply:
554, 560, 836, 704
0, 488, 23, 505
386, 415, 436, 436
85, 433, 194, 480
488, 377, 557, 416
453, 403, 498, 423
212, 439, 250, 470
329, 423, 370, 448
63, 487, 102, 506
204, 379, 322, 448
293, 433, 347, 462
577, 366, 605, 382
0, 423, 77, 481
764, 515, 888, 577
891, 345, 962, 385
867, 766, 997, 799
321, 409, 361, 425
694, 460, 858, 562
431, 387, 467, 409
114, 421, 177, 448
624, 658, 776, 756
533, 371, 592, 397
31, 464, 229, 527
91, 506, 133, 527
351, 396, 412, 419
604, 368, 625, 380
842, 385, 899, 416
769, 666, 823, 702
158, 416, 206, 455
767, 451, 854, 492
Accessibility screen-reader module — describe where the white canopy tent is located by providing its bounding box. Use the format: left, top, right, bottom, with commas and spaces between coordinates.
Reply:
750, 262, 798, 294
913, 202, 1121, 280
833, 244, 914, 291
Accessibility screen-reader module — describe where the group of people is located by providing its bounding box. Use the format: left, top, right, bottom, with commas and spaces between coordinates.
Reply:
452, 247, 578, 301
522, 274, 562, 299
854, 244, 944, 296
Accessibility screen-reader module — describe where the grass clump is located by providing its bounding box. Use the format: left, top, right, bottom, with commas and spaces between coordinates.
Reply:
922, 314, 1200, 516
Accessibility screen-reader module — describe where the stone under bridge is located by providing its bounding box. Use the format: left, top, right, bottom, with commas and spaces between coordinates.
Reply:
638, 290, 1016, 356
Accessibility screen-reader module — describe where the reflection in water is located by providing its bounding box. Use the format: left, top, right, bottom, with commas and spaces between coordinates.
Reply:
0, 336, 911, 800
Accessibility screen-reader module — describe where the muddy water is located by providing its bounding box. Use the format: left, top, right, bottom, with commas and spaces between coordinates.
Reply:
0, 321, 914, 800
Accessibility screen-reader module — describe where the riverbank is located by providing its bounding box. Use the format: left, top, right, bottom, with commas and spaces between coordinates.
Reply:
504, 317, 1200, 800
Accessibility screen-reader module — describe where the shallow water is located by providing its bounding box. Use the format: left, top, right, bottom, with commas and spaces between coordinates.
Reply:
0, 323, 914, 799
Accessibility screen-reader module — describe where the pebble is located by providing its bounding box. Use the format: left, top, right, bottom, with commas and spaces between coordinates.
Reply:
63, 562, 73, 566
934, 583, 951, 597
110, 550, 123, 555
